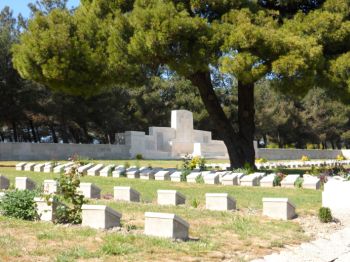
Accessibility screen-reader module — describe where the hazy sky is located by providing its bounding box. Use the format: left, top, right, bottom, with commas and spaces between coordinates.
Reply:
0, 0, 80, 18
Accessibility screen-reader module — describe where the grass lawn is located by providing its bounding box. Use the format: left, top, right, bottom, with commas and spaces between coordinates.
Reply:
0, 164, 322, 262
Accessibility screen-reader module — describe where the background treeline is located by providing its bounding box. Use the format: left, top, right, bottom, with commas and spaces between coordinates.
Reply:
1, 6, 349, 149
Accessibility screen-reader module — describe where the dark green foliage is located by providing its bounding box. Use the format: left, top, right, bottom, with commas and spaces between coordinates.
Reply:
180, 169, 190, 182
52, 166, 87, 224
318, 207, 333, 223
273, 173, 285, 187
195, 175, 204, 184
0, 190, 38, 220
135, 154, 143, 160
294, 177, 304, 188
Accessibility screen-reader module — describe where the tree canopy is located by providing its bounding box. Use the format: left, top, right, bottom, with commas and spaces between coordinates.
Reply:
11, 0, 350, 168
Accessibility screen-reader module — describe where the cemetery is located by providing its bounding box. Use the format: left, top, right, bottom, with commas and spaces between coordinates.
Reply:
1, 0, 350, 261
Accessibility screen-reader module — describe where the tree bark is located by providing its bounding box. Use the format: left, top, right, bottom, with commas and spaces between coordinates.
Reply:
12, 121, 18, 142
29, 120, 38, 143
50, 124, 58, 143
188, 71, 255, 169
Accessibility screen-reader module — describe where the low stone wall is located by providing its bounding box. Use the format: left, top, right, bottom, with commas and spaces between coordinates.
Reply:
257, 148, 350, 160
0, 143, 130, 161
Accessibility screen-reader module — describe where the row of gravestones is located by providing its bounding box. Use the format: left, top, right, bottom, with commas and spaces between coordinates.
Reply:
0, 174, 296, 240
208, 160, 350, 170
15, 162, 321, 189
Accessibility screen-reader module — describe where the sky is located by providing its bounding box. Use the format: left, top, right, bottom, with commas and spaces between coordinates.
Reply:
0, 0, 80, 18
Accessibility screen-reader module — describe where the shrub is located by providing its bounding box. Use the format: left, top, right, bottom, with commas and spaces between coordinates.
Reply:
306, 143, 317, 149
0, 190, 38, 220
301, 155, 310, 161
336, 154, 345, 161
256, 158, 267, 164
318, 207, 333, 223
195, 175, 204, 184
191, 198, 199, 208
267, 142, 279, 149
294, 177, 304, 188
273, 173, 285, 187
181, 154, 207, 171
180, 169, 190, 182
135, 154, 143, 160
124, 161, 130, 169
51, 165, 87, 224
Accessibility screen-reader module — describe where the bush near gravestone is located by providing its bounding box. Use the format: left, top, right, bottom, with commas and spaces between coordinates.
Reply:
0, 190, 38, 220
273, 173, 286, 187
294, 177, 304, 188
318, 207, 333, 223
46, 165, 87, 224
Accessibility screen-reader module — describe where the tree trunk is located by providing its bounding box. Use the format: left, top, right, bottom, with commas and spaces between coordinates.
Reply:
188, 71, 255, 169
12, 121, 18, 142
50, 124, 58, 143
29, 120, 38, 143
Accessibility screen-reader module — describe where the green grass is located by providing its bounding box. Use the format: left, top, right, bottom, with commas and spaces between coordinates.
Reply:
0, 165, 321, 261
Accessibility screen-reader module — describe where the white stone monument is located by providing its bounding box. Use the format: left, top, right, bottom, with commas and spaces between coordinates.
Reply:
240, 173, 261, 186
186, 171, 202, 183
77, 163, 94, 175
221, 173, 240, 186
82, 205, 122, 229
15, 177, 36, 190
43, 180, 58, 194
260, 173, 276, 188
99, 165, 115, 177
114, 186, 140, 202
126, 167, 140, 179
303, 175, 321, 190
112, 165, 126, 177
205, 193, 236, 211
144, 212, 189, 240
24, 163, 36, 171
15, 162, 27, 171
262, 198, 296, 220
87, 164, 104, 176
34, 197, 59, 222
78, 183, 101, 199
322, 180, 350, 216
170, 171, 182, 182
157, 190, 186, 206
202, 172, 220, 185
154, 170, 172, 181
281, 174, 300, 188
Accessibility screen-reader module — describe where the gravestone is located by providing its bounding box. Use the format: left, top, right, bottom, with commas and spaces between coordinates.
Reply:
34, 197, 59, 221
43, 180, 58, 194
240, 173, 261, 186
221, 173, 240, 186
281, 174, 300, 188
15, 177, 36, 191
186, 172, 201, 183
170, 171, 182, 182
15, 162, 27, 171
112, 165, 126, 177
34, 163, 46, 172
140, 168, 160, 180
24, 163, 36, 171
44, 164, 55, 173
260, 173, 276, 188
154, 170, 171, 181
322, 180, 350, 217
114, 186, 140, 202
78, 183, 101, 199
77, 163, 94, 175
0, 175, 10, 190
202, 172, 220, 185
126, 167, 141, 179
262, 198, 296, 220
99, 165, 115, 177
303, 175, 321, 190
205, 193, 236, 211
87, 164, 104, 176
82, 205, 122, 229
144, 212, 189, 240
157, 190, 186, 206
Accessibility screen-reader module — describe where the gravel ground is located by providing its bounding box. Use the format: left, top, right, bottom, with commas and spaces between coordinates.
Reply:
252, 214, 350, 262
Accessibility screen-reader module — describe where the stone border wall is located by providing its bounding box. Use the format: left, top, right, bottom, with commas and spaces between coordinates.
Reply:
257, 148, 350, 160
0, 143, 130, 161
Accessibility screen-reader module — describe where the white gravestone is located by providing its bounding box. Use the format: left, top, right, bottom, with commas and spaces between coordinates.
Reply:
114, 186, 140, 202
205, 193, 236, 211
154, 170, 172, 181
53, 162, 73, 173
78, 183, 101, 199
221, 173, 240, 186
15, 177, 36, 191
186, 171, 201, 183
99, 165, 115, 177
82, 205, 122, 229
43, 180, 58, 194
262, 198, 296, 220
34, 163, 45, 172
140, 168, 160, 180
240, 173, 261, 186
87, 164, 104, 176
170, 171, 182, 182
34, 197, 59, 222
112, 165, 126, 177
203, 172, 220, 185
126, 167, 141, 179
0, 175, 10, 190
260, 173, 276, 188
157, 190, 186, 206
144, 212, 189, 240
24, 163, 36, 171
322, 180, 350, 216
44, 163, 55, 173
77, 163, 94, 175
15, 162, 27, 171
303, 175, 321, 190
281, 174, 300, 188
